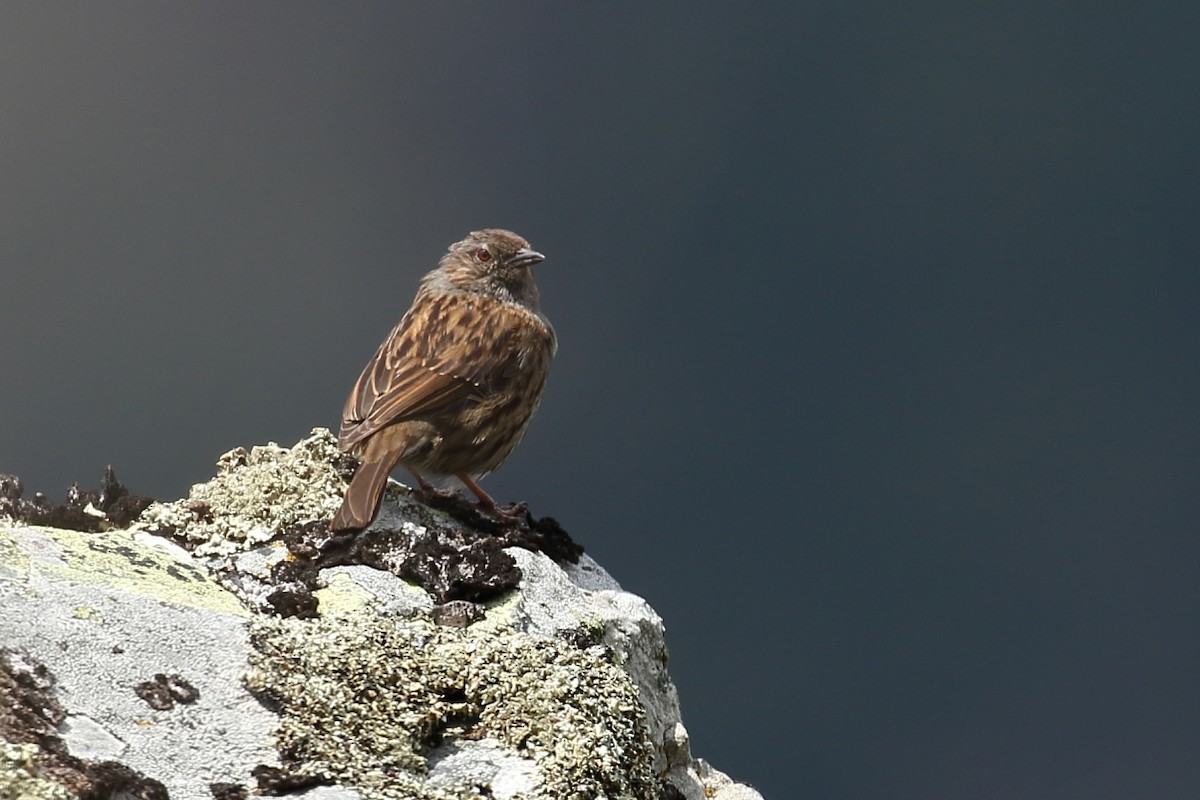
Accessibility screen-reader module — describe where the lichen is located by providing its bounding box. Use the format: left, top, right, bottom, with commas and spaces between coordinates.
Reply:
246, 612, 660, 799
135, 428, 347, 557
0, 742, 74, 800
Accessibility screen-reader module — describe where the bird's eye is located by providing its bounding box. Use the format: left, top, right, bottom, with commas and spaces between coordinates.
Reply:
476, 248, 492, 262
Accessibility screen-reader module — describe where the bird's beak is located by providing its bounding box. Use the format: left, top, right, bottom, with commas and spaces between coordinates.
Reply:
507, 248, 545, 269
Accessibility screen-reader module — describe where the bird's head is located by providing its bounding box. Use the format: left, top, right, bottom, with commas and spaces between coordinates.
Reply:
437, 229, 546, 307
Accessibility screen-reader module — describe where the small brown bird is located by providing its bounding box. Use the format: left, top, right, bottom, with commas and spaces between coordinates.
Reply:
331, 229, 556, 531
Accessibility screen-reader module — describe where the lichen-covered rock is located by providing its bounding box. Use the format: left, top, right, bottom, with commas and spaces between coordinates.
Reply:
1, 430, 763, 800
246, 614, 658, 799
135, 428, 349, 556
0, 741, 73, 800
0, 526, 273, 799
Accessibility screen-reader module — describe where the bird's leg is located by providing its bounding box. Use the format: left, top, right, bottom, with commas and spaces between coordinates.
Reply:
456, 472, 499, 509
456, 473, 525, 523
409, 469, 458, 501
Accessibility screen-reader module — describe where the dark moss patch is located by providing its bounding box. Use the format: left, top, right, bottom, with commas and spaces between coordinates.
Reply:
0, 649, 168, 799
259, 505, 583, 617
0, 467, 154, 532
209, 781, 249, 800
430, 600, 486, 628
504, 512, 583, 564
251, 763, 334, 795
265, 589, 319, 620
0, 650, 66, 745
417, 492, 585, 565
390, 527, 522, 604
278, 520, 522, 609
86, 762, 170, 800
133, 673, 200, 710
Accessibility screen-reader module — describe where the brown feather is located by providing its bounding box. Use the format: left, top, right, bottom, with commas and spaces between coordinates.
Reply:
340, 294, 550, 450
332, 456, 397, 531
331, 229, 555, 531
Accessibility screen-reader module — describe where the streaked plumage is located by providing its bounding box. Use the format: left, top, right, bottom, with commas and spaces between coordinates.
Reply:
331, 229, 555, 531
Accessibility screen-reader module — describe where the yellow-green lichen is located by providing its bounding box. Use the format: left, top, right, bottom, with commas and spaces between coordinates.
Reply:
0, 526, 248, 617
312, 571, 380, 614
471, 587, 523, 634
246, 612, 660, 800
135, 428, 345, 557
70, 606, 101, 622
0, 526, 30, 578
0, 742, 73, 800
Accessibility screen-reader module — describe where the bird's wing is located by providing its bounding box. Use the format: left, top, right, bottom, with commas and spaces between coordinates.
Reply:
338, 293, 512, 450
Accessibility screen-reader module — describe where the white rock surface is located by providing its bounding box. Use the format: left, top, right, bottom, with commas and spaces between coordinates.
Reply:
0, 525, 279, 797
0, 430, 763, 799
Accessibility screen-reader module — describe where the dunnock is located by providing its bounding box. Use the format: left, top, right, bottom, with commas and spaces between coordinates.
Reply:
331, 229, 555, 531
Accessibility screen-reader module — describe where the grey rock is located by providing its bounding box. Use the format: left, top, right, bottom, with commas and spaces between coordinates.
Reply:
1, 429, 762, 800
0, 524, 278, 799
57, 714, 127, 761
425, 738, 539, 798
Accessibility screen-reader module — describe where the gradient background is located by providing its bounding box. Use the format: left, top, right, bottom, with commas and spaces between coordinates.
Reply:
3, 4, 1198, 798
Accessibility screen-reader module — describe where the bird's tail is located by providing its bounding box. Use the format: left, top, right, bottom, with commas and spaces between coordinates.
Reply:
331, 455, 399, 531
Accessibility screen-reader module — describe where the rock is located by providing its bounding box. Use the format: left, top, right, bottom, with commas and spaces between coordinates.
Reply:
0, 429, 762, 799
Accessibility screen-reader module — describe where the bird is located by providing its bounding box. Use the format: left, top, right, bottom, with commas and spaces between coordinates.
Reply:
330, 229, 556, 531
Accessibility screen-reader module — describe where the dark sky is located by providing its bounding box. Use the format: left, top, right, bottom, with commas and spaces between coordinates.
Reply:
3, 4, 1199, 798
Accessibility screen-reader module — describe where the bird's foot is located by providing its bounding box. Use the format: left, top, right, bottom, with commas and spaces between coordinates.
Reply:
475, 501, 528, 525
